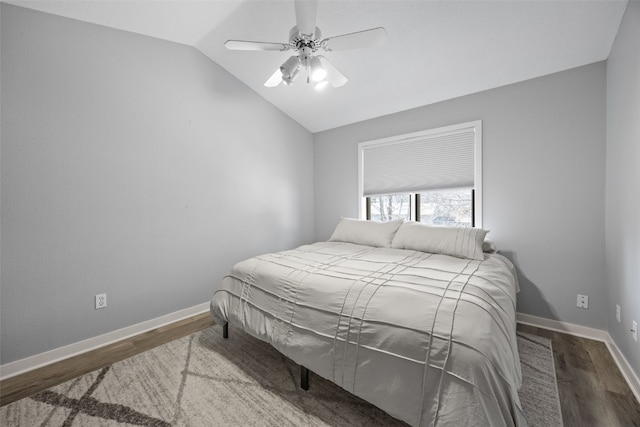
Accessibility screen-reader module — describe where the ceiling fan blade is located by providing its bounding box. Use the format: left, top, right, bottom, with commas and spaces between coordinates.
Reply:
294, 0, 318, 36
264, 69, 283, 87
225, 40, 290, 51
317, 56, 348, 87
322, 27, 388, 51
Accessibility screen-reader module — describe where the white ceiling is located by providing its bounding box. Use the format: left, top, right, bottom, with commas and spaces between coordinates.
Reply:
4, 0, 628, 133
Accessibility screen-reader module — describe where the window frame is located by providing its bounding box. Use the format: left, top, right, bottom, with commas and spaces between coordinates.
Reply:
358, 120, 482, 227
366, 189, 475, 226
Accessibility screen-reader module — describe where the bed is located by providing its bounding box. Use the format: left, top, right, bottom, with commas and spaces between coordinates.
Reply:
210, 218, 526, 426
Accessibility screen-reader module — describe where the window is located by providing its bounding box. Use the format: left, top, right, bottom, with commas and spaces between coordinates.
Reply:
359, 121, 482, 226
365, 188, 474, 226
367, 194, 412, 222
419, 188, 473, 226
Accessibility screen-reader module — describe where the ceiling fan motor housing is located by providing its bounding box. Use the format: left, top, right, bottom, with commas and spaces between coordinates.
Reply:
289, 26, 323, 53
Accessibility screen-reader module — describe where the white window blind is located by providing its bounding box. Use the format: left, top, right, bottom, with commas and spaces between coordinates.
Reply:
360, 123, 479, 197
358, 120, 482, 226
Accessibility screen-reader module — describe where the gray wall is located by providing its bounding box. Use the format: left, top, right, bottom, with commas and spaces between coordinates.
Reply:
606, 1, 640, 375
0, 4, 314, 364
314, 62, 607, 329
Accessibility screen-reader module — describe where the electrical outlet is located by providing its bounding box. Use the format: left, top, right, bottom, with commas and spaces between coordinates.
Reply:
632, 321, 638, 342
95, 293, 107, 310
577, 294, 589, 309
616, 304, 621, 323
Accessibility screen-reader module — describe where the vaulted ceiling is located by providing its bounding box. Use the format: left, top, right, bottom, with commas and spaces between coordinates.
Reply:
3, 0, 628, 132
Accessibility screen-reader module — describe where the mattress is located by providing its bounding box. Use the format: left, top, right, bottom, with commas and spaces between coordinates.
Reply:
211, 241, 526, 426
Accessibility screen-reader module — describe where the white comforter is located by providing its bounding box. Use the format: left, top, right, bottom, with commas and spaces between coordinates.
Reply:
211, 241, 527, 426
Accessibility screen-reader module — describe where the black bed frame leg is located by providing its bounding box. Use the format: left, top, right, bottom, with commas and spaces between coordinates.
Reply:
222, 322, 228, 339
300, 366, 309, 391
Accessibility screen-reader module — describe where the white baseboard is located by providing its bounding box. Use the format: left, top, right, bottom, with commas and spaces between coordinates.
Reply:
517, 312, 640, 403
0, 302, 211, 381
517, 312, 610, 341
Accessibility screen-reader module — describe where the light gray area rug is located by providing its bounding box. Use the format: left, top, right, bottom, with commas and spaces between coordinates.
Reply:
1, 326, 562, 426
517, 331, 563, 426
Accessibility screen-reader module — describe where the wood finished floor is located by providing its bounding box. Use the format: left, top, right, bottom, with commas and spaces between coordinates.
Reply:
1, 315, 639, 426
517, 323, 640, 427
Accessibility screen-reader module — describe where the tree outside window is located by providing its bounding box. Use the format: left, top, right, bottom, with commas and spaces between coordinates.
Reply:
419, 188, 472, 226
367, 188, 472, 226
368, 194, 411, 221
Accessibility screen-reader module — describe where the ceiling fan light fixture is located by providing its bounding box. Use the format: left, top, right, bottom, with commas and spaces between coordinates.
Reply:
283, 68, 300, 85
309, 56, 327, 82
280, 55, 300, 80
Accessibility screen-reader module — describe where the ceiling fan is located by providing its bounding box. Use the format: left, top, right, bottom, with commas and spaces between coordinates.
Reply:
224, 0, 387, 90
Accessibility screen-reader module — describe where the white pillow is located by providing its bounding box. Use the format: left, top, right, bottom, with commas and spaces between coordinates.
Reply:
391, 222, 489, 260
329, 218, 404, 248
